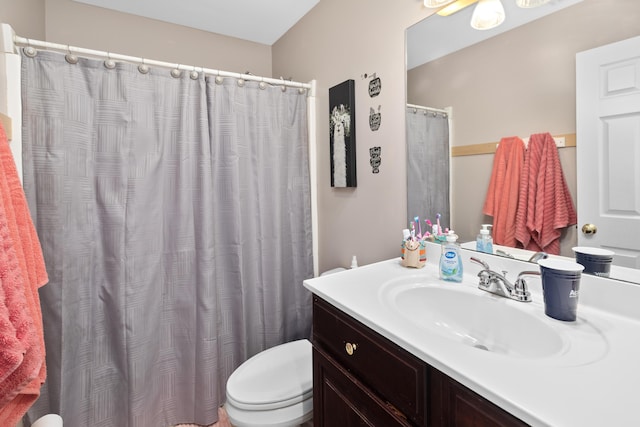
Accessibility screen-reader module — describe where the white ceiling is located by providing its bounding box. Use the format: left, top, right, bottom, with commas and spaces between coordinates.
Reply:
72, 0, 582, 61
72, 0, 320, 45
407, 0, 583, 69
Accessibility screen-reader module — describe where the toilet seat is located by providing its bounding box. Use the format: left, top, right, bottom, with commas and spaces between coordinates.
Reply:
225, 396, 312, 427
225, 339, 313, 426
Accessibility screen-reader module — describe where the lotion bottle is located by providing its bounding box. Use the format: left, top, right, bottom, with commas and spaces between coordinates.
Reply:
440, 230, 463, 282
476, 224, 494, 254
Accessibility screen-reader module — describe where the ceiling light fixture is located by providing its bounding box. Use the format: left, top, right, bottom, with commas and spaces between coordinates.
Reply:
470, 0, 505, 30
516, 0, 551, 8
431, 0, 552, 31
436, 0, 479, 16
424, 0, 456, 7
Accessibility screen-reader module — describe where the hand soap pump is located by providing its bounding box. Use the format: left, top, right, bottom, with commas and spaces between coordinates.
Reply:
440, 230, 463, 282
476, 224, 494, 254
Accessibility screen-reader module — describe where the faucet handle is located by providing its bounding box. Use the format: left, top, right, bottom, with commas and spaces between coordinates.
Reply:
528, 252, 549, 263
513, 271, 540, 302
470, 257, 490, 270
517, 270, 541, 280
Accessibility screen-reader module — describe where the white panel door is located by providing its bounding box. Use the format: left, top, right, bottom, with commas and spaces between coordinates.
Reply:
576, 36, 640, 269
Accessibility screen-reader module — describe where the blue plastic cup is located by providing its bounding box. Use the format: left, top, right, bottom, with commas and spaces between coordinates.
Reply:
572, 247, 614, 278
538, 259, 584, 322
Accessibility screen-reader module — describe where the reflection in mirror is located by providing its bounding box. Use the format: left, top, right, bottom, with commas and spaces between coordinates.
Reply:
406, 105, 450, 232
406, 0, 640, 284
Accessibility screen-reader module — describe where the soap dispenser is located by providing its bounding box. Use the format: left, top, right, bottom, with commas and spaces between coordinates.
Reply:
440, 230, 463, 282
476, 224, 494, 254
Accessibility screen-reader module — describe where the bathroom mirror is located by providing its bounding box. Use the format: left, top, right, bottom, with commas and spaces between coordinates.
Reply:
406, 0, 640, 284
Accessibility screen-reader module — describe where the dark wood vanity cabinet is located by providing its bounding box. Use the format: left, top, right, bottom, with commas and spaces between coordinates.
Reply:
312, 296, 529, 427
313, 346, 413, 426
428, 367, 529, 427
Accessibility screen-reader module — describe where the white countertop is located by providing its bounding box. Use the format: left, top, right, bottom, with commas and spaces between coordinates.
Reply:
304, 242, 640, 427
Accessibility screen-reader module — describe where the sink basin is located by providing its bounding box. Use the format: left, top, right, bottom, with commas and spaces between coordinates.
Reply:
383, 279, 566, 359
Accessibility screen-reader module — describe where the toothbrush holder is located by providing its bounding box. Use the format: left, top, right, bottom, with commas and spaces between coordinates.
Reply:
401, 239, 426, 268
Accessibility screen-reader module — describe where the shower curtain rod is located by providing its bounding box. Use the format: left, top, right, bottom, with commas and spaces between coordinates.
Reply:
12, 34, 312, 91
406, 103, 448, 114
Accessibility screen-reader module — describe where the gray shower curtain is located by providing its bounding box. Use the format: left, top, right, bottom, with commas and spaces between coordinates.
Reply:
406, 107, 450, 227
21, 50, 313, 426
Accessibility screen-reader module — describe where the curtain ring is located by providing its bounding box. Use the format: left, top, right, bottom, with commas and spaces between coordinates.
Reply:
23, 38, 37, 57
104, 52, 116, 69
237, 78, 245, 87
259, 77, 267, 90
171, 64, 182, 78
280, 76, 287, 92
215, 70, 223, 85
65, 45, 78, 64
138, 58, 149, 74
190, 66, 199, 80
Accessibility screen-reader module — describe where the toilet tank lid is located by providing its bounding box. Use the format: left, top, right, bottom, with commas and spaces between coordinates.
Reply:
226, 339, 312, 407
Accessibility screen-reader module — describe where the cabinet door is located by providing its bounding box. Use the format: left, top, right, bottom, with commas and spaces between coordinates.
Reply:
313, 347, 412, 427
429, 367, 529, 427
313, 297, 427, 425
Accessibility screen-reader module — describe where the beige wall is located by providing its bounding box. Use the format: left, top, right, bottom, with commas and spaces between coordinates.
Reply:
273, 0, 434, 271
42, 0, 273, 75
407, 0, 640, 256
1, 0, 272, 76
0, 0, 45, 40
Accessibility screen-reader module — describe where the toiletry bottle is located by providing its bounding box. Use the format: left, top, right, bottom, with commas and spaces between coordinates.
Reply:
440, 230, 463, 282
476, 224, 494, 254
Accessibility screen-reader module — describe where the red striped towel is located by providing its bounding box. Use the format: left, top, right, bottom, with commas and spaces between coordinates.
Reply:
515, 133, 577, 255
483, 136, 526, 247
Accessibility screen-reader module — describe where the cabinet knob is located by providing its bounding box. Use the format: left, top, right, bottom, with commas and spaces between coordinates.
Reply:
345, 342, 357, 356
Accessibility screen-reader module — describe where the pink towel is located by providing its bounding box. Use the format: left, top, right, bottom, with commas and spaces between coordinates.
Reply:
0, 196, 39, 401
482, 136, 526, 247
0, 271, 26, 385
515, 133, 577, 255
0, 123, 48, 426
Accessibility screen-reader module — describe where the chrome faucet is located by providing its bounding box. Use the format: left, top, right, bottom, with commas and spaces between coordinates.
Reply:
496, 249, 515, 259
495, 249, 547, 263
528, 251, 548, 263
470, 257, 540, 302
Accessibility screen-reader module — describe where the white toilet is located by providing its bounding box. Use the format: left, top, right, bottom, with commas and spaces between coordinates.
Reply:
225, 339, 313, 427
224, 268, 346, 427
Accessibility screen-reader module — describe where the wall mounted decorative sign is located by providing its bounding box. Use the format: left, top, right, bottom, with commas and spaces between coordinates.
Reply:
368, 76, 381, 97
329, 79, 357, 187
370, 146, 381, 174
369, 105, 381, 131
